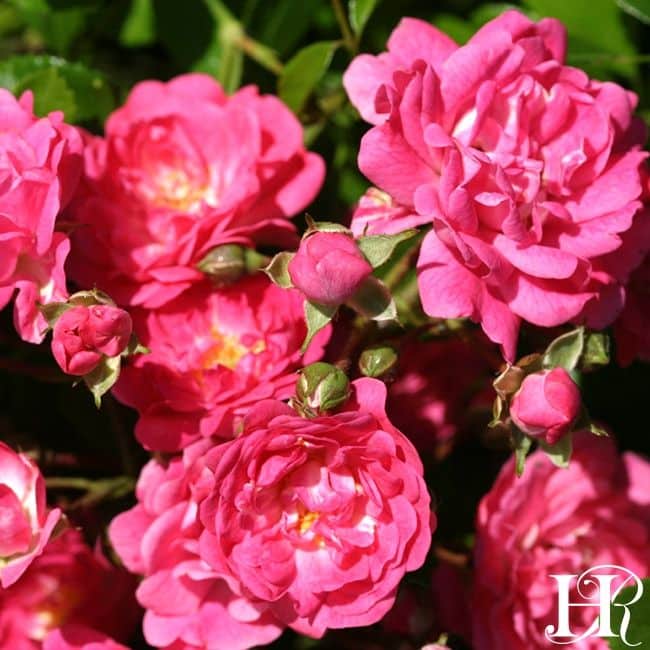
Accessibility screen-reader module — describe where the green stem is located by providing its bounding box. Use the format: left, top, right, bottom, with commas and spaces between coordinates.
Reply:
234, 33, 284, 75
331, 0, 357, 54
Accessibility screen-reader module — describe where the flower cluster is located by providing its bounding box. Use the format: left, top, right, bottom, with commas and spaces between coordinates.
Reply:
109, 380, 432, 648
0, 6, 648, 650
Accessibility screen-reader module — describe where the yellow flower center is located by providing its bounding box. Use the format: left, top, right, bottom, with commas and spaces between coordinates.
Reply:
151, 167, 217, 213
298, 511, 320, 535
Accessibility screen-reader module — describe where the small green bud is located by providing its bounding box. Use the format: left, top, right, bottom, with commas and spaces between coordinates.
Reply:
296, 362, 350, 415
358, 345, 398, 378
197, 244, 246, 286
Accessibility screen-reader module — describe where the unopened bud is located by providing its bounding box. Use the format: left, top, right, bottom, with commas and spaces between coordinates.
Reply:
358, 345, 398, 378
197, 244, 246, 286
296, 362, 350, 414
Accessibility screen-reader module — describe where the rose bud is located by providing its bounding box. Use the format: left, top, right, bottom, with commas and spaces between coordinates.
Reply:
510, 368, 581, 444
52, 305, 132, 376
296, 361, 350, 414
0, 442, 61, 588
288, 231, 372, 306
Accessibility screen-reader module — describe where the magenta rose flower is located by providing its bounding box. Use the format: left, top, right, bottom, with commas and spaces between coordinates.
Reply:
288, 231, 373, 306
51, 305, 133, 376
0, 528, 138, 649
43, 626, 129, 650
0, 89, 82, 343
472, 433, 650, 649
108, 441, 285, 650
109, 379, 433, 647
67, 73, 325, 309
344, 10, 649, 360
0, 442, 61, 589
199, 378, 433, 637
509, 368, 581, 444
113, 274, 329, 451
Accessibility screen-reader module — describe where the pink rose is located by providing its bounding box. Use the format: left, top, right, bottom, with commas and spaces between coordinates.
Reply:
0, 89, 82, 342
51, 305, 133, 376
43, 626, 129, 650
350, 187, 427, 237
113, 274, 329, 451
344, 11, 649, 360
199, 378, 433, 637
387, 336, 495, 452
0, 528, 138, 649
108, 443, 286, 650
472, 433, 650, 649
615, 253, 650, 365
0, 442, 61, 589
109, 379, 433, 646
288, 231, 373, 305
67, 74, 325, 309
509, 368, 581, 444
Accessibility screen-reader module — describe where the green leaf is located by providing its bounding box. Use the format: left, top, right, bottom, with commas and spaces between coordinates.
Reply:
264, 252, 295, 289
0, 55, 113, 123
257, 0, 316, 57
522, 0, 638, 81
609, 581, 650, 647
512, 427, 533, 477
609, 578, 650, 649
302, 301, 336, 352
278, 40, 339, 114
357, 230, 418, 269
83, 355, 121, 409
119, 0, 155, 47
348, 0, 378, 36
582, 331, 610, 370
10, 0, 89, 55
543, 327, 585, 372
432, 13, 475, 44
538, 433, 573, 468
17, 68, 76, 120
348, 276, 397, 322
616, 0, 650, 24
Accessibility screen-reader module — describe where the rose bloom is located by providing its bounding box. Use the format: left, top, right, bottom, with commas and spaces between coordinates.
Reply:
0, 528, 138, 650
615, 253, 650, 365
344, 10, 649, 360
109, 378, 433, 648
387, 336, 494, 452
472, 432, 650, 649
509, 368, 581, 444
113, 274, 328, 452
288, 231, 373, 306
67, 73, 324, 309
52, 304, 133, 376
0, 89, 82, 343
0, 442, 61, 589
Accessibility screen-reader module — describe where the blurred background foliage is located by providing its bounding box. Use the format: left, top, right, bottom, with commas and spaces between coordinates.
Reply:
0, 1, 649, 647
